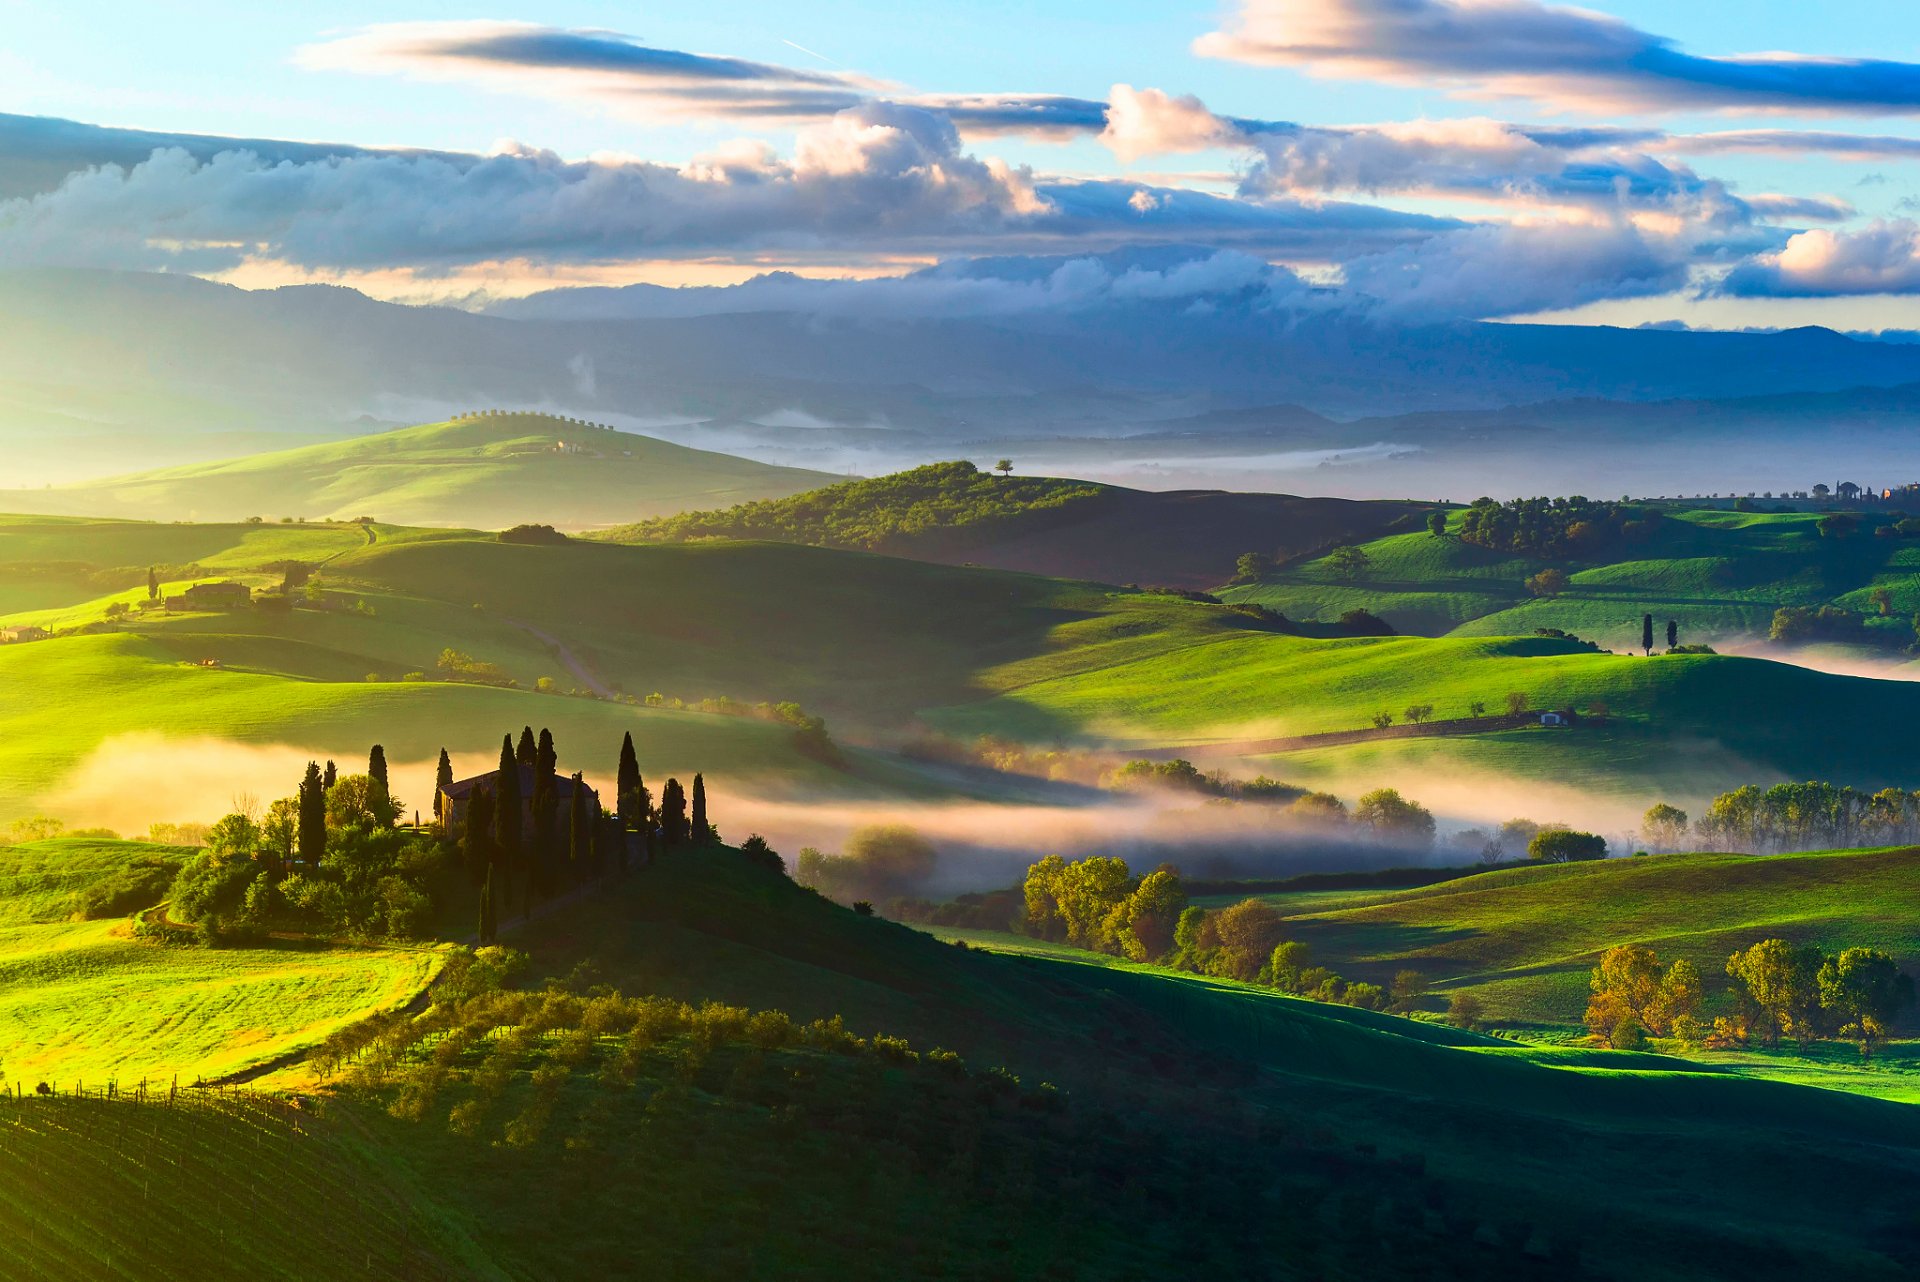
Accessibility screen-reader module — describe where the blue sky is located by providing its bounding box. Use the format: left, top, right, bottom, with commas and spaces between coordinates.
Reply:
8, 0, 1920, 325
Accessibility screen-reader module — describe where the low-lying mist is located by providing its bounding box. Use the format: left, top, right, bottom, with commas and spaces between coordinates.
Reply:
40, 734, 1667, 901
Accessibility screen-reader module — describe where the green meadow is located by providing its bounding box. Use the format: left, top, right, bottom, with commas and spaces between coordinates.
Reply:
0, 839, 443, 1087
7, 509, 1920, 822
1226, 506, 1920, 646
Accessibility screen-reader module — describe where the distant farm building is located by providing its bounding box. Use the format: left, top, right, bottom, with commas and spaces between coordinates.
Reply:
437, 764, 601, 832
1539, 711, 1574, 728
0, 625, 49, 643
169, 581, 252, 611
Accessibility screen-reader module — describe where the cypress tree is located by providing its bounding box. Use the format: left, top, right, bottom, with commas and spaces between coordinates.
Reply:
1667, 619, 1679, 650
463, 785, 495, 887
617, 732, 641, 824
434, 748, 454, 824
1641, 613, 1654, 656
493, 735, 522, 908
322, 759, 337, 790
297, 761, 327, 867
691, 773, 708, 845
569, 774, 591, 880
147, 567, 159, 601
368, 744, 393, 827
660, 778, 689, 847
536, 728, 556, 781
531, 789, 558, 906
516, 727, 537, 768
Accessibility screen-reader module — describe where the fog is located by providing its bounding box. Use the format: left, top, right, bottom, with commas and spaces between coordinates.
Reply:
40, 734, 1669, 895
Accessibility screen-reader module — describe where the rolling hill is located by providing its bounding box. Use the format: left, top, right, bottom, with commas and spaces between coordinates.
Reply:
7, 513, 1920, 826
598, 459, 1419, 588
0, 414, 835, 530
18, 847, 1920, 1280
1226, 505, 1920, 646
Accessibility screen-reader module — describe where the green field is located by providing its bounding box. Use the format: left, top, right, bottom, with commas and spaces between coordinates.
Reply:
0, 839, 443, 1086
0, 415, 835, 530
8, 512, 1920, 823
1226, 507, 1920, 646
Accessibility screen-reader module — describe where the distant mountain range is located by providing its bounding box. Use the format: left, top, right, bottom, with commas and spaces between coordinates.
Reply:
5, 260, 1920, 495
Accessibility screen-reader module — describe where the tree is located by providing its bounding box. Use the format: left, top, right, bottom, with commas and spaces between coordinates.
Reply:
1326, 544, 1371, 582
297, 761, 327, 867
1403, 703, 1434, 724
1426, 511, 1448, 537
994, 458, 1013, 478
568, 773, 592, 880
1641, 803, 1690, 852
1210, 899, 1286, 981
659, 777, 689, 847
616, 732, 641, 824
1447, 991, 1485, 1030
1585, 945, 1700, 1043
322, 760, 337, 791
1371, 710, 1394, 729
1505, 691, 1530, 716
1819, 948, 1914, 1054
1468, 699, 1487, 718
1872, 587, 1895, 617
479, 863, 497, 944
367, 744, 394, 827
1390, 969, 1429, 1013
1234, 551, 1273, 582
1524, 568, 1569, 598
516, 727, 536, 768
691, 773, 709, 843
1726, 939, 1825, 1049
1641, 613, 1654, 656
493, 735, 522, 905
1528, 828, 1607, 863
434, 748, 454, 824
1666, 618, 1678, 649
1352, 788, 1436, 849
147, 566, 160, 601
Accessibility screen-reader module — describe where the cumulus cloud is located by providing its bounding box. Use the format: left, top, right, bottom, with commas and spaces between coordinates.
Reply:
1340, 219, 1693, 321
1721, 220, 1920, 297
0, 105, 1453, 274
1196, 0, 1920, 116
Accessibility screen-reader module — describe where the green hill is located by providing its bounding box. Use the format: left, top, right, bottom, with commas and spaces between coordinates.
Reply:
7, 513, 1920, 821
600, 459, 1418, 589
1193, 847, 1920, 1051
0, 414, 835, 530
20, 849, 1920, 1280
1226, 506, 1920, 645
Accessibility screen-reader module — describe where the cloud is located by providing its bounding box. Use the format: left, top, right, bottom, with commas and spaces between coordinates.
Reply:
1196, 0, 1920, 116
1340, 219, 1693, 321
0, 105, 1452, 275
299, 21, 1109, 141
1720, 220, 1920, 297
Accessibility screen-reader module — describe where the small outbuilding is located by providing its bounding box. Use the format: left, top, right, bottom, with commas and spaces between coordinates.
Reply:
0, 625, 49, 643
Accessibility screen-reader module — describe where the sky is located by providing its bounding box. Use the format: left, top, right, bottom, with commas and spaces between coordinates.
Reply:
8, 0, 1920, 326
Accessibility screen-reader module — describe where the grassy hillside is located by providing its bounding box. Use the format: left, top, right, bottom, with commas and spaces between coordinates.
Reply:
0, 414, 834, 530
7, 513, 1920, 819
1194, 846, 1920, 1038
1226, 507, 1920, 644
600, 460, 1418, 588
11, 847, 1920, 1278
0, 838, 442, 1086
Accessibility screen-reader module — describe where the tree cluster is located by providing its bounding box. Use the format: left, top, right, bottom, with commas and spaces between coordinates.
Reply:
614, 460, 1104, 554
1457, 496, 1657, 558
1664, 781, 1920, 854
1722, 940, 1914, 1054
